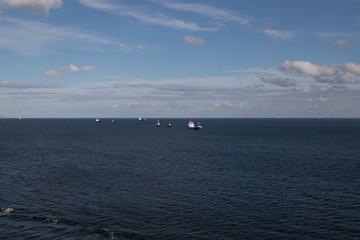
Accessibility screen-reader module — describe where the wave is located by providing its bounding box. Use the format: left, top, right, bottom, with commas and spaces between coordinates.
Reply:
1, 208, 150, 239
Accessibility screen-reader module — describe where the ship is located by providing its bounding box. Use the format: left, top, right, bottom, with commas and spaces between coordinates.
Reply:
194, 122, 203, 130
188, 120, 195, 129
156, 120, 160, 127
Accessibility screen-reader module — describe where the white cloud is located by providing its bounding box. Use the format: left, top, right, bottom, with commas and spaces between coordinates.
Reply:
0, 0, 62, 15
338, 62, 360, 76
65, 64, 95, 73
65, 64, 79, 73
42, 70, 63, 77
263, 29, 294, 40
259, 76, 296, 87
280, 60, 336, 77
332, 40, 349, 48
183, 36, 205, 45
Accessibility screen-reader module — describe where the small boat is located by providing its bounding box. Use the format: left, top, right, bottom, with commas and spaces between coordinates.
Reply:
194, 122, 202, 130
96, 118, 100, 122
138, 117, 146, 121
166, 122, 172, 127
188, 120, 195, 129
156, 120, 160, 127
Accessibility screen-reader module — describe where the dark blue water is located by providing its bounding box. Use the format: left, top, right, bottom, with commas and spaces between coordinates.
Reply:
1, 118, 360, 239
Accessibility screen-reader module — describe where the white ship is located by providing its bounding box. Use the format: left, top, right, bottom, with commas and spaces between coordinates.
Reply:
188, 120, 195, 129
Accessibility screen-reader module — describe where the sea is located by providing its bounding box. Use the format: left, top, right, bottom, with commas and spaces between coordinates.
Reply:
1, 118, 360, 240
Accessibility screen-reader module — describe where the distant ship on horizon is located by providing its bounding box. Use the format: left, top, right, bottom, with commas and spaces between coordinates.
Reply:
194, 122, 202, 130
188, 120, 195, 129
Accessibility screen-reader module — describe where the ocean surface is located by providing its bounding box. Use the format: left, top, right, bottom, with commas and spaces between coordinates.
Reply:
1, 118, 360, 240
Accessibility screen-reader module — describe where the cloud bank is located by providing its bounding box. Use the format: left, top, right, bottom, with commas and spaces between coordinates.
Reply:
276, 60, 360, 85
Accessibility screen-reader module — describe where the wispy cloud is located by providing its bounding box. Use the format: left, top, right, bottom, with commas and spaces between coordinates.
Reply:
0, 17, 132, 55
65, 64, 95, 73
42, 70, 63, 78
315, 74, 360, 85
78, 0, 214, 31
125, 102, 163, 109
316, 31, 359, 38
152, 0, 250, 26
43, 64, 96, 77
332, 40, 349, 48
263, 29, 294, 40
0, 0, 62, 15
183, 36, 205, 45
0, 80, 61, 88
127, 73, 145, 78
259, 76, 296, 87
137, 44, 147, 51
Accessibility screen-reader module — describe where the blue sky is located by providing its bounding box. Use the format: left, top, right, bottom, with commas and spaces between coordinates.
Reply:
0, 0, 359, 118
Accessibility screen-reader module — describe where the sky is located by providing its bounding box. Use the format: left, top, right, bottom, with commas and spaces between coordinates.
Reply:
0, 0, 359, 118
